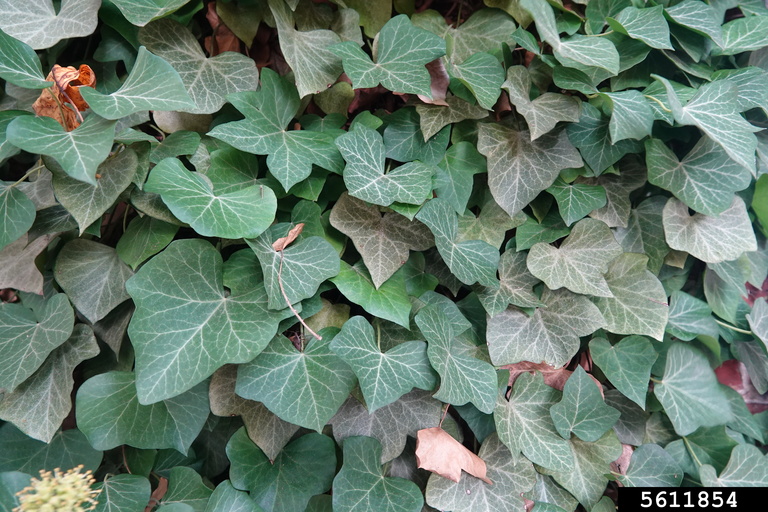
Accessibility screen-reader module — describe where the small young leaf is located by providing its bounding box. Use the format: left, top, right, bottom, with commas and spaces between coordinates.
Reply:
589, 336, 657, 409
550, 366, 620, 442
0, 185, 35, 251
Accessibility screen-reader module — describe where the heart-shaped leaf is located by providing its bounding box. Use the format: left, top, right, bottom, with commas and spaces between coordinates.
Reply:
589, 336, 657, 409
0, 0, 99, 50
0, 28, 49, 87
550, 366, 620, 442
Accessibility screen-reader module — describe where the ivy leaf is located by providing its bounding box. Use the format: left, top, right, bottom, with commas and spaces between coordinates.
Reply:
0, 234, 53, 295
646, 138, 752, 216
607, 6, 673, 49
227, 428, 336, 512
577, 161, 646, 228
590, 253, 668, 340
666, 291, 719, 341
503, 66, 581, 141
246, 229, 340, 309
416, 198, 499, 288
6, 115, 116, 186
236, 332, 357, 432
0, 0, 99, 50
663, 196, 757, 264
139, 18, 260, 114
425, 433, 537, 512
94, 474, 152, 512
589, 336, 657, 409
476, 250, 543, 316
486, 289, 605, 367
450, 52, 504, 110
494, 372, 572, 472
416, 96, 488, 141
333, 436, 423, 512
330, 192, 433, 289
116, 216, 179, 270
109, 0, 189, 26
654, 76, 759, 173
54, 240, 134, 324
383, 108, 449, 165
51, 148, 138, 234
80, 47, 194, 119
478, 121, 582, 218
415, 303, 498, 413
699, 444, 768, 487
335, 124, 433, 206
566, 103, 642, 174
329, 391, 443, 463
546, 178, 607, 227
601, 90, 654, 143
204, 480, 263, 512
618, 444, 682, 487
330, 316, 436, 412
555, 35, 620, 76
748, 298, 768, 351
331, 261, 412, 328
527, 218, 623, 298
0, 324, 98, 443
163, 467, 213, 512
208, 68, 341, 191
76, 371, 209, 453
0, 185, 35, 251
0, 28, 49, 88
715, 15, 768, 55
126, 242, 289, 404
664, 0, 723, 47
550, 366, 620, 442
0, 424, 102, 473
654, 343, 733, 436
520, 0, 559, 47
332, 15, 446, 96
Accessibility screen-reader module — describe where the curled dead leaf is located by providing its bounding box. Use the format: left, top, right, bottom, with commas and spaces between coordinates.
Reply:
415, 427, 492, 485
32, 64, 96, 131
205, 2, 241, 56
610, 443, 634, 478
272, 223, 304, 252
417, 59, 449, 106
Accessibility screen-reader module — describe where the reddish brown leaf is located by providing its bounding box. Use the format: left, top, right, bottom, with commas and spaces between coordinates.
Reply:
144, 476, 168, 512
272, 223, 304, 252
205, 2, 241, 56
715, 359, 768, 414
610, 444, 633, 477
503, 361, 604, 395
415, 427, 492, 484
417, 59, 449, 106
32, 64, 96, 131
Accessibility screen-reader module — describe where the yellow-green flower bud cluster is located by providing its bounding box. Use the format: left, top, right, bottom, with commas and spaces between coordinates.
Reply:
14, 465, 101, 512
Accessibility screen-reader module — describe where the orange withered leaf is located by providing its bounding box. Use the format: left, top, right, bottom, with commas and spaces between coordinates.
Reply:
272, 223, 305, 252
32, 64, 96, 131
415, 427, 492, 484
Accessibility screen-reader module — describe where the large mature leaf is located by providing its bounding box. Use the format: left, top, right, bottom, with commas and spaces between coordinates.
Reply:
51, 148, 138, 234
646, 138, 752, 216
476, 250, 543, 316
236, 332, 356, 431
76, 371, 209, 453
0, 234, 53, 295
0, 185, 35, 252
715, 15, 768, 55
663, 196, 757, 264
139, 18, 259, 114
550, 367, 620, 442
109, 0, 189, 26
126, 242, 289, 404
94, 474, 152, 512
332, 15, 445, 96
425, 433, 536, 512
0, 424, 102, 473
81, 47, 194, 119
0, 0, 99, 49
527, 218, 622, 297
555, 35, 620, 76
6, 115, 116, 186
607, 6, 672, 49
654, 343, 733, 436
487, 288, 605, 367
699, 444, 768, 487
478, 121, 582, 217
330, 316, 436, 412
450, 52, 504, 110
601, 90, 655, 143
666, 290, 719, 341
208, 68, 341, 191
227, 428, 336, 512
495, 372, 572, 472
0, 324, 98, 443
333, 436, 423, 512
0, 28, 49, 88
335, 124, 433, 207
415, 303, 497, 413
416, 198, 499, 288
589, 336, 656, 408
664, 0, 723, 47
590, 253, 668, 340
329, 391, 443, 463
331, 261, 412, 328
619, 444, 682, 487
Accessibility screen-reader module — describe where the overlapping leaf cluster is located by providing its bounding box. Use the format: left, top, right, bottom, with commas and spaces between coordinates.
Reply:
1, 0, 768, 511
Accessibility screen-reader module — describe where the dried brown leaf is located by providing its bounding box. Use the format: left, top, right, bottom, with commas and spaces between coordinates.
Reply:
610, 443, 633, 476
32, 64, 95, 131
417, 59, 449, 106
205, 2, 241, 56
272, 223, 304, 252
415, 427, 492, 484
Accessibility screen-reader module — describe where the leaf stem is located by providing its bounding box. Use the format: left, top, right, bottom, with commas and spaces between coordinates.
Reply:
644, 94, 672, 112
438, 402, 450, 428
278, 250, 322, 342
714, 318, 752, 335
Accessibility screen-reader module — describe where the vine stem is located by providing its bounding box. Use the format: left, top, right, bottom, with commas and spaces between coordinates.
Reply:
714, 318, 752, 335
438, 403, 450, 428
278, 250, 322, 342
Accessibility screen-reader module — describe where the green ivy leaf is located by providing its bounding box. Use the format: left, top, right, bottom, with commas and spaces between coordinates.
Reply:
487, 289, 605, 367
236, 332, 357, 432
6, 115, 116, 186
126, 242, 289, 404
601, 90, 654, 142
654, 343, 733, 436
478, 121, 582, 218
527, 218, 623, 297
333, 436, 423, 512
476, 250, 543, 316
425, 433, 537, 512
76, 371, 209, 453
607, 6, 672, 49
109, 0, 189, 26
646, 137, 752, 216
457, 195, 526, 250
0, 28, 49, 88
577, 161, 646, 228
589, 336, 657, 409
748, 297, 768, 351
0, 324, 98, 443
715, 15, 768, 55
139, 18, 260, 113
495, 372, 572, 472
699, 444, 768, 486
204, 480, 263, 512
227, 428, 336, 512
515, 211, 570, 251
329, 192, 433, 289
332, 15, 446, 96
664, 0, 723, 47
450, 52, 504, 109
619, 444, 682, 487
163, 467, 213, 512
81, 47, 194, 119
0, 0, 99, 49
555, 35, 620, 76
416, 197, 500, 288
666, 290, 719, 341
520, 0, 559, 47
331, 261, 412, 328
330, 316, 436, 412
383, 108, 449, 165
94, 474, 151, 512
116, 216, 179, 270
0, 234, 52, 295
550, 366, 620, 442
546, 178, 607, 227
416, 96, 488, 141
0, 185, 35, 251
335, 124, 433, 206
0, 424, 102, 473
566, 103, 641, 174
